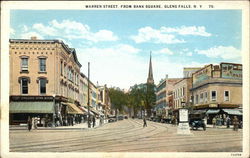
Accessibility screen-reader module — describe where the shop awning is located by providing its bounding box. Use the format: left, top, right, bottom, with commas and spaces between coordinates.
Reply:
222, 109, 242, 115
66, 103, 85, 115
10, 102, 54, 114
190, 109, 207, 115
206, 109, 220, 114
91, 109, 100, 115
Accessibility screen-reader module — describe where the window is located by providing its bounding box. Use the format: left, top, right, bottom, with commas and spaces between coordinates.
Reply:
39, 78, 47, 94
224, 91, 230, 101
60, 61, 63, 76
21, 78, 28, 94
204, 92, 208, 102
211, 91, 217, 101
39, 58, 46, 72
21, 58, 28, 71
200, 93, 203, 103
196, 94, 199, 104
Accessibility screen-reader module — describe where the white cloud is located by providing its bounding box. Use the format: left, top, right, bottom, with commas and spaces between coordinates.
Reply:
154, 48, 174, 55
131, 26, 185, 44
20, 20, 118, 42
161, 26, 211, 37
10, 28, 15, 35
187, 52, 193, 56
20, 32, 44, 39
76, 44, 143, 89
195, 46, 241, 60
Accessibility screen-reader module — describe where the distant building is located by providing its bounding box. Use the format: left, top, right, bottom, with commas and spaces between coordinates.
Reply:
183, 67, 201, 78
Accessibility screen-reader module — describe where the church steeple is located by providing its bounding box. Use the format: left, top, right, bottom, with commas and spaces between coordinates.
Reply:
147, 51, 154, 84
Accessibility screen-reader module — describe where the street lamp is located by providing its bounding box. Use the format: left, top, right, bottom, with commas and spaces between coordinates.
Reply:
52, 94, 56, 127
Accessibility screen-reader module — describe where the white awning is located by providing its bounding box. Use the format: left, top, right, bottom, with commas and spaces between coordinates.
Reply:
206, 109, 220, 114
223, 109, 242, 115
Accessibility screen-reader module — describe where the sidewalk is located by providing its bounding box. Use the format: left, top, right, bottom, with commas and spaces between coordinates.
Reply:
10, 119, 108, 131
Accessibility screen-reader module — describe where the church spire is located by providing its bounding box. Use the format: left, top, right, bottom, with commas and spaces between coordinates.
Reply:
147, 51, 154, 84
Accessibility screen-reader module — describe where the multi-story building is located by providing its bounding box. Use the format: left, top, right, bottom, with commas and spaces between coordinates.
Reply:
173, 77, 192, 110
9, 37, 85, 125
98, 85, 111, 118
190, 63, 242, 123
155, 75, 181, 118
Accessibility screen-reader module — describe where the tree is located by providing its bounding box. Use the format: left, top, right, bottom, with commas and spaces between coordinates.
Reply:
109, 87, 127, 116
129, 83, 156, 118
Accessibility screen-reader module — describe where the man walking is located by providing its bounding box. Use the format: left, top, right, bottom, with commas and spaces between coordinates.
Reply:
93, 116, 96, 128
27, 116, 32, 131
143, 117, 147, 127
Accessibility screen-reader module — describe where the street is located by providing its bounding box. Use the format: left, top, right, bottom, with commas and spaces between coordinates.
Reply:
10, 119, 242, 152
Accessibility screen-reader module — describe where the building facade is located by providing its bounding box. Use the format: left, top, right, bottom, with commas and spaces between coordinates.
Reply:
155, 75, 181, 119
173, 77, 192, 110
190, 63, 242, 123
9, 37, 85, 125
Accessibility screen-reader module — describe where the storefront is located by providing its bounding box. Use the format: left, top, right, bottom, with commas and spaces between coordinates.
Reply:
10, 101, 54, 126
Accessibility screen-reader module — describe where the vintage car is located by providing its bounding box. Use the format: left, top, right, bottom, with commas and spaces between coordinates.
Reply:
189, 110, 207, 131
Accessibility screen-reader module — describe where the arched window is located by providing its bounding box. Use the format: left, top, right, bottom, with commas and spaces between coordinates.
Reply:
18, 77, 30, 94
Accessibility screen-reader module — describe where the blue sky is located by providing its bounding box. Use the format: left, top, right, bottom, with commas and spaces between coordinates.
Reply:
10, 10, 242, 89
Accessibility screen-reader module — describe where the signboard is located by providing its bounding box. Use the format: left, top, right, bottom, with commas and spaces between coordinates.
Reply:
179, 108, 188, 122
192, 65, 212, 85
221, 63, 242, 80
177, 108, 191, 135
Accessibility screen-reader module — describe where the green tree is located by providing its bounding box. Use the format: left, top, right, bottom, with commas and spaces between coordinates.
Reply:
109, 87, 127, 116
129, 83, 156, 118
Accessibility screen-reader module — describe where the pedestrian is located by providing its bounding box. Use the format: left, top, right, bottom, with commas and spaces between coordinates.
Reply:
232, 116, 239, 131
34, 117, 38, 129
226, 116, 231, 128
27, 116, 32, 131
93, 116, 96, 128
212, 117, 216, 128
143, 117, 147, 127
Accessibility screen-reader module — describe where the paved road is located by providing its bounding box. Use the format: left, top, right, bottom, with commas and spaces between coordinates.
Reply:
9, 119, 242, 152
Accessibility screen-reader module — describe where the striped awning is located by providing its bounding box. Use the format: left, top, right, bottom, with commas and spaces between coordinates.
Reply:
65, 102, 85, 115
10, 102, 54, 114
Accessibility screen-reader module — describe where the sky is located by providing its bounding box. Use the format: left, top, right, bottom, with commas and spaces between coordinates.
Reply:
10, 10, 242, 89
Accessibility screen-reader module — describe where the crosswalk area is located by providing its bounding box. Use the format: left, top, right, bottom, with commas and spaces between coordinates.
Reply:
10, 119, 242, 152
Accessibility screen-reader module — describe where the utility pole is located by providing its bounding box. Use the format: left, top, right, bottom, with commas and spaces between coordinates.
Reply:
87, 62, 91, 128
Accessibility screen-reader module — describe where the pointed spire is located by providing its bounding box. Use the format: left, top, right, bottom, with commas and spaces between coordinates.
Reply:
147, 51, 154, 84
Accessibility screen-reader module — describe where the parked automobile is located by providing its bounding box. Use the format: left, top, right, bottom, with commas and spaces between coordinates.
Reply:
190, 119, 206, 130
108, 115, 117, 123
118, 115, 124, 120
189, 111, 206, 131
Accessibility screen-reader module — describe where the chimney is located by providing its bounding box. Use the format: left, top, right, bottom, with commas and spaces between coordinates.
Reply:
31, 36, 37, 40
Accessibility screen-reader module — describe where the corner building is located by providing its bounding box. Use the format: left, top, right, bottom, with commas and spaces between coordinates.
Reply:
190, 63, 242, 123
9, 37, 84, 126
